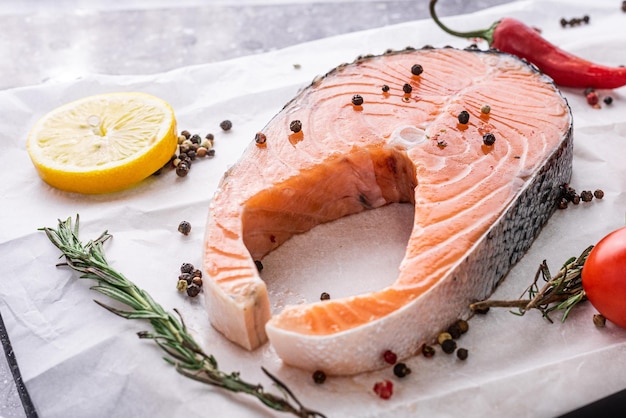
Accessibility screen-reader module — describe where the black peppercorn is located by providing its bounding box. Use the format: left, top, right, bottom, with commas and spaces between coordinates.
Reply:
180, 262, 194, 274
186, 283, 201, 297
603, 96, 613, 105
178, 221, 192, 236
411, 64, 423, 76
402, 83, 413, 94
190, 134, 201, 144
205, 133, 214, 141
220, 120, 232, 131
393, 362, 411, 378
594, 189, 604, 199
181, 130, 191, 139
483, 132, 496, 146
580, 190, 594, 202
382, 84, 390, 92
255, 132, 267, 145
176, 162, 190, 177
320, 292, 330, 301
441, 339, 457, 354
289, 120, 302, 133
254, 260, 263, 272
351, 94, 364, 106
447, 323, 462, 339
312, 370, 326, 384
458, 110, 470, 124
456, 348, 469, 360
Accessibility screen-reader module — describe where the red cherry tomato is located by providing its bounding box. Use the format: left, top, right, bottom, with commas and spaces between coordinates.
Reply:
582, 227, 626, 328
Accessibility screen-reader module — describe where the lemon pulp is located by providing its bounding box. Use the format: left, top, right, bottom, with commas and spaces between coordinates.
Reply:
26, 92, 178, 194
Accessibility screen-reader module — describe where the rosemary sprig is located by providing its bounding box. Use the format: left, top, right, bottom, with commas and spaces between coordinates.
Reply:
470, 246, 594, 323
40, 215, 325, 418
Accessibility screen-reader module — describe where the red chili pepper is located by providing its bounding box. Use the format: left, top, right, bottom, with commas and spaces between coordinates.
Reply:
429, 0, 626, 89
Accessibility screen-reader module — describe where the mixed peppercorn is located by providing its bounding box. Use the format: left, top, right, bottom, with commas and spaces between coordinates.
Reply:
176, 261, 204, 297
558, 183, 604, 210
560, 15, 590, 28
311, 316, 471, 400
584, 87, 614, 108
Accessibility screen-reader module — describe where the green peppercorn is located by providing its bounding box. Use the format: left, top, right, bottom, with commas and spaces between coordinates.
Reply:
483, 133, 496, 146
351, 94, 364, 106
441, 339, 457, 354
290, 120, 303, 133
480, 104, 491, 114
220, 120, 232, 131
178, 221, 192, 236
456, 348, 469, 360
179, 273, 193, 284
411, 64, 423, 76
402, 83, 413, 94
458, 110, 470, 124
176, 279, 187, 292
313, 370, 326, 384
393, 362, 411, 378
437, 332, 452, 345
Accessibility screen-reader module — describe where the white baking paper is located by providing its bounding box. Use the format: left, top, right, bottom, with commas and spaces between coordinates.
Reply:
1, 0, 626, 417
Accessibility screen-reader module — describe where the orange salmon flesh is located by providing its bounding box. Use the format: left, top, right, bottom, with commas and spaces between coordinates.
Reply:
202, 47, 572, 375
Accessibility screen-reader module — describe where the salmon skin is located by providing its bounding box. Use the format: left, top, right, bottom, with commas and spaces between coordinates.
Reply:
202, 46, 572, 375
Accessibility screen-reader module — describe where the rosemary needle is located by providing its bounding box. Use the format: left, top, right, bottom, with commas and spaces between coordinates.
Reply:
40, 215, 325, 418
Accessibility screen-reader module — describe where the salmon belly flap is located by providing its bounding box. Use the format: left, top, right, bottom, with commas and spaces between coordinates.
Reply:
202, 47, 573, 374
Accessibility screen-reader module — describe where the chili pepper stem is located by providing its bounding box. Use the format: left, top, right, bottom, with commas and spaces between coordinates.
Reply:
429, 0, 498, 45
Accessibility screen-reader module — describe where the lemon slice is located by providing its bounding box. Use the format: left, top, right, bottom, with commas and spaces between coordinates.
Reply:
26, 92, 178, 194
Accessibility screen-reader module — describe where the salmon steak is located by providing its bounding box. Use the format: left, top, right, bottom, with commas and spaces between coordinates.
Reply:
202, 46, 572, 375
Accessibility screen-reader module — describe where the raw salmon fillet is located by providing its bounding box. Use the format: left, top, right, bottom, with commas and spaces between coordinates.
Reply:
202, 47, 572, 375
